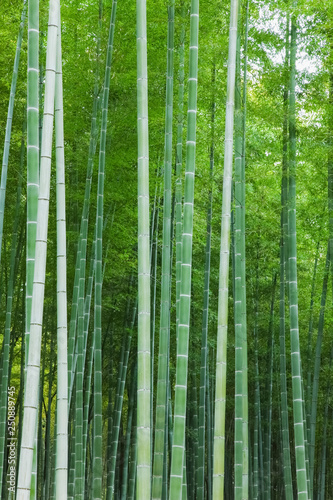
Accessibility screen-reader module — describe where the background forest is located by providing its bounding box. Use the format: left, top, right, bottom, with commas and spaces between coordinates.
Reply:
0, 0, 333, 498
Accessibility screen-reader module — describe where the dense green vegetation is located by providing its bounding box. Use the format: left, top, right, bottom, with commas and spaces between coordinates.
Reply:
1, 0, 333, 498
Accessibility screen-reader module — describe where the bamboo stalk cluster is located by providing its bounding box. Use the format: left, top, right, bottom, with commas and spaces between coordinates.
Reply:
1, 0, 333, 499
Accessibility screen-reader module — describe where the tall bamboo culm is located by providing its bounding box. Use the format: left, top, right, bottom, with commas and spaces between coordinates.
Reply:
169, 0, 199, 497
212, 0, 238, 498
197, 66, 215, 500
26, 0, 39, 368
0, 126, 24, 497
55, 12, 68, 499
17, 0, 60, 497
0, 5, 26, 492
152, 2, 174, 498
136, 0, 151, 497
234, 3, 248, 494
288, 5, 309, 498
93, 2, 117, 497
279, 13, 293, 498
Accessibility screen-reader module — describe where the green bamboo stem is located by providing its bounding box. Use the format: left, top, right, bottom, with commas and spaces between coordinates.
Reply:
43, 333, 54, 500
17, 308, 25, 489
93, 2, 117, 496
279, 13, 293, 497
25, 2, 40, 486
128, 404, 137, 500
0, 125, 24, 496
253, 261, 264, 499
67, 49, 101, 407
175, 3, 185, 344
121, 364, 137, 500
50, 411, 57, 500
303, 381, 311, 500
26, 0, 40, 367
71, 208, 113, 400
213, 1, 238, 498
241, 4, 249, 496
329, 66, 333, 296
68, 404, 76, 499
82, 325, 95, 485
174, 7, 185, 486
253, 279, 260, 500
108, 302, 136, 499
181, 449, 187, 500
174, 29, 185, 491
309, 244, 330, 496
288, 5, 309, 497
150, 178, 160, 468
234, 8, 246, 495
206, 350, 213, 500
169, 0, 199, 497
136, 0, 151, 495
318, 344, 333, 500
74, 160, 92, 496
17, 0, 59, 497
279, 200, 293, 499
106, 351, 113, 500
192, 374, 199, 495
0, 1, 26, 267
152, 2, 174, 497
305, 247, 319, 447
263, 275, 276, 500
37, 329, 47, 498
197, 66, 215, 500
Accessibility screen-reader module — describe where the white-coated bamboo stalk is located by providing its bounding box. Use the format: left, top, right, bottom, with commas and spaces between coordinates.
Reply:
55, 10, 68, 498
17, 0, 59, 497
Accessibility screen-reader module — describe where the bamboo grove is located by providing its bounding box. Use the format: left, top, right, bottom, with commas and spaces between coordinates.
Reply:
1, 0, 333, 498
